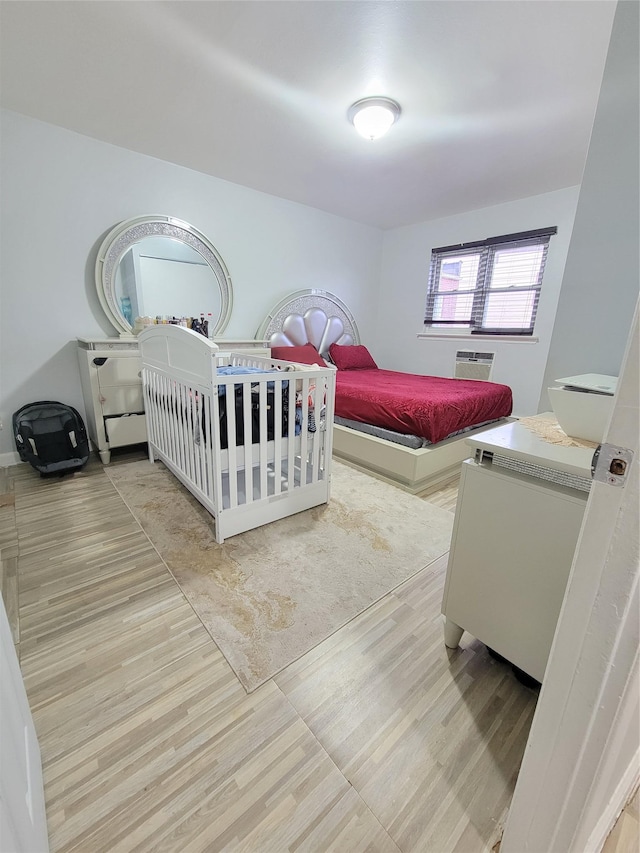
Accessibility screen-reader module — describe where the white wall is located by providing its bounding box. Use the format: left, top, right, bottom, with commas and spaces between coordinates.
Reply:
376, 187, 580, 416
539, 0, 639, 411
0, 110, 382, 458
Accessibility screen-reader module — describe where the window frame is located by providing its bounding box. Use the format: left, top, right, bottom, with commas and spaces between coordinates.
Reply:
424, 227, 557, 337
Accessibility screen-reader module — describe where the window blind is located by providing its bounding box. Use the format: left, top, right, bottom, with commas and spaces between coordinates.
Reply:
424, 227, 557, 335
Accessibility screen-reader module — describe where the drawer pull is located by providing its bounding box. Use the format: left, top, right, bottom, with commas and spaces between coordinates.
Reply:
93, 357, 108, 367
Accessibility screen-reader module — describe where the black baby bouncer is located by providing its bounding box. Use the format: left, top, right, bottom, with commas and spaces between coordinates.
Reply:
12, 401, 90, 476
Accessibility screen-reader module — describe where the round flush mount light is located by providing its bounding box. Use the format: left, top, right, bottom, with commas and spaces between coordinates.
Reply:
348, 96, 401, 140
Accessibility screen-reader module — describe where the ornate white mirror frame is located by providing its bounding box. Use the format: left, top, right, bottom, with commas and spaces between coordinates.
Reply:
95, 214, 233, 337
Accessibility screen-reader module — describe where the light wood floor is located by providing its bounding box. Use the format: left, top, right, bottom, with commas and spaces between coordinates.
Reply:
602, 787, 640, 853
2, 450, 540, 852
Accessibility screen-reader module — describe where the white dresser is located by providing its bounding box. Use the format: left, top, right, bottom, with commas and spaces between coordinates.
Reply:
77, 337, 269, 463
77, 338, 146, 464
441, 417, 595, 683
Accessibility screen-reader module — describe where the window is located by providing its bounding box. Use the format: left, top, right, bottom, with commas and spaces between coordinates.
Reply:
424, 227, 557, 335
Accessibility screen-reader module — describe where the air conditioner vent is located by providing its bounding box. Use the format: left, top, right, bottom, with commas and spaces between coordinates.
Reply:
454, 350, 495, 381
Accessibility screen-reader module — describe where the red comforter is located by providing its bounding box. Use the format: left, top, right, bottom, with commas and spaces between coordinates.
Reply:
335, 369, 513, 444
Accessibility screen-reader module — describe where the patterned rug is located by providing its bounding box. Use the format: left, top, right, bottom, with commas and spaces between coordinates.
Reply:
518, 413, 598, 449
105, 459, 454, 692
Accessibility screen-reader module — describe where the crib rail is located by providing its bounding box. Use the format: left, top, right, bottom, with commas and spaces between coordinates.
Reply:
139, 326, 335, 543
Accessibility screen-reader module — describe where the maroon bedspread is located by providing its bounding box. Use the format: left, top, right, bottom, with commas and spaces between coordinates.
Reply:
335, 369, 513, 444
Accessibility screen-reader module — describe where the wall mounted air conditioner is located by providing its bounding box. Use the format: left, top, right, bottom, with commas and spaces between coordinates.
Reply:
454, 350, 495, 381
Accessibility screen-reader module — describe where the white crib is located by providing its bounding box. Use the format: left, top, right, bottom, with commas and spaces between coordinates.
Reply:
138, 324, 336, 543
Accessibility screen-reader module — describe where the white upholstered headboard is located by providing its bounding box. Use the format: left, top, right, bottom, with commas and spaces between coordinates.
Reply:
256, 289, 360, 355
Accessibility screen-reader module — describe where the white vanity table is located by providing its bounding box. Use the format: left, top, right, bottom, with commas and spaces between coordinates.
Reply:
441, 417, 594, 683
82, 214, 271, 462
77, 337, 269, 463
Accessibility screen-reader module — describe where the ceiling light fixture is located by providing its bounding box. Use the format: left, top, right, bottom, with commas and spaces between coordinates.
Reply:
348, 96, 401, 141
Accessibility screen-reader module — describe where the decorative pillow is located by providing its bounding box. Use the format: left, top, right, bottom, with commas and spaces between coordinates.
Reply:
328, 343, 378, 370
271, 343, 323, 365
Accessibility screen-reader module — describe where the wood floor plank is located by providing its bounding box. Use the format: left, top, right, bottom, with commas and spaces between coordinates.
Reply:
0, 552, 19, 646
275, 555, 537, 853
0, 472, 20, 649
0, 499, 18, 553
601, 786, 639, 853
8, 455, 532, 853
417, 476, 459, 511
11, 460, 398, 853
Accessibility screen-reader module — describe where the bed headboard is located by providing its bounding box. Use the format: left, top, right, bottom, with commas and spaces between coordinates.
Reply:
256, 289, 360, 355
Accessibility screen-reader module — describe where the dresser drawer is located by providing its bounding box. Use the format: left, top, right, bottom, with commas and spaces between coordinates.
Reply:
104, 414, 147, 447
100, 385, 145, 416
94, 356, 142, 386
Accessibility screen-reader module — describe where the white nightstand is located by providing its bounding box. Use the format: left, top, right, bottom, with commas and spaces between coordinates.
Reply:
441, 416, 595, 682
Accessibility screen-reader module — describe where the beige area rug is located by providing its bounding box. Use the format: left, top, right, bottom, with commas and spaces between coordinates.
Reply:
105, 459, 454, 692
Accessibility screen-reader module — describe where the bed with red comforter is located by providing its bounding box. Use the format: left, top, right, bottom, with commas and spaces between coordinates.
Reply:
334, 368, 512, 444
271, 342, 513, 446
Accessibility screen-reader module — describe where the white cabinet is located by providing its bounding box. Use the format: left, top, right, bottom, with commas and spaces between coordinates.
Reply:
441, 418, 594, 683
77, 337, 270, 463
77, 338, 146, 464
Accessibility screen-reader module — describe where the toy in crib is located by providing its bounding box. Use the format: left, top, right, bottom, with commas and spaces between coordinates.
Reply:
278, 364, 327, 434
295, 387, 316, 433
294, 380, 330, 433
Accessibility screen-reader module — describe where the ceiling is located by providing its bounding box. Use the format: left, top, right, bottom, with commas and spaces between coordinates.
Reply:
0, 1, 616, 230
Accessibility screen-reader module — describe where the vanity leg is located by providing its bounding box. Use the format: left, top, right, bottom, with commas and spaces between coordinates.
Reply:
99, 449, 111, 465
444, 618, 464, 649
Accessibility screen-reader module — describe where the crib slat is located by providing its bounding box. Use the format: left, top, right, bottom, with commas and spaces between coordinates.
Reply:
170, 380, 180, 466
299, 375, 309, 486
200, 390, 210, 500
161, 374, 173, 462
242, 381, 253, 504
177, 382, 189, 480
225, 382, 238, 510
171, 380, 180, 465
185, 384, 199, 490
160, 374, 171, 459
258, 381, 268, 499
310, 378, 321, 484
286, 378, 296, 491
171, 381, 182, 468
149, 372, 159, 448
209, 387, 224, 532
158, 374, 171, 460
324, 368, 336, 488
273, 377, 283, 496
142, 370, 156, 457
190, 388, 200, 487
194, 388, 206, 492
188, 385, 201, 488
168, 376, 180, 467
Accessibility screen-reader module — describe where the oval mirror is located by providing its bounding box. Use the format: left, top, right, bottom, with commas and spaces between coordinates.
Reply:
95, 215, 233, 337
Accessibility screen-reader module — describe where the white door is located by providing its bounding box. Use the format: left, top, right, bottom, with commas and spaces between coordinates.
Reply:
0, 596, 49, 852
501, 305, 639, 851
